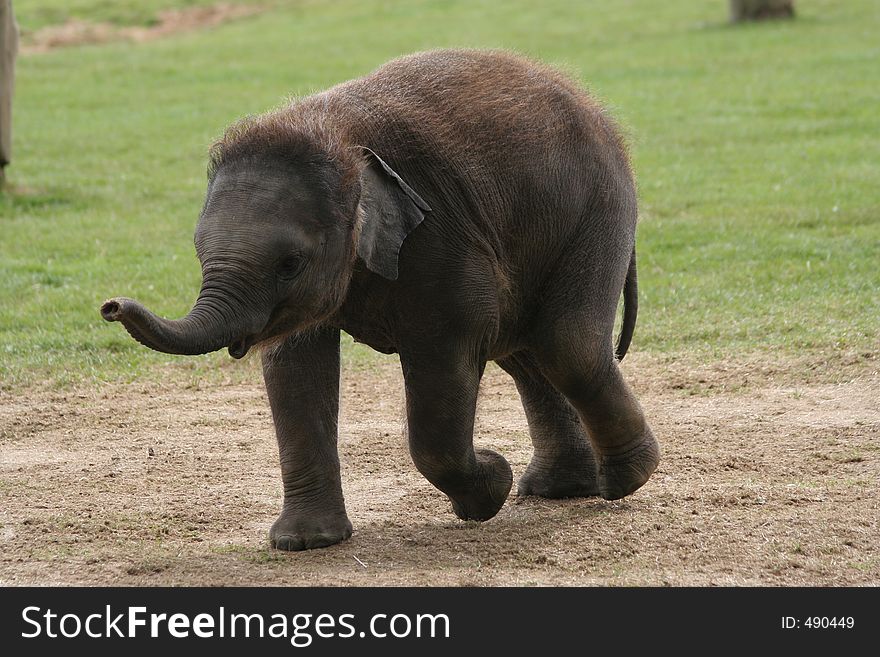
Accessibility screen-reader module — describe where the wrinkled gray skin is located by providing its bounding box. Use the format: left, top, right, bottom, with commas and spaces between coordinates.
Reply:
102, 50, 659, 551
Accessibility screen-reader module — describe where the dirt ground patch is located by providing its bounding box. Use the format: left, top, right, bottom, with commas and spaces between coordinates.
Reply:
1, 351, 877, 586
21, 3, 268, 54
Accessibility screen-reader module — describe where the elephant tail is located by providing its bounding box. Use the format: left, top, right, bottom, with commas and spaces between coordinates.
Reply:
615, 247, 638, 361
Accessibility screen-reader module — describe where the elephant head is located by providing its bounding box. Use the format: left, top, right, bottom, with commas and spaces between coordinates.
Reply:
101, 129, 430, 360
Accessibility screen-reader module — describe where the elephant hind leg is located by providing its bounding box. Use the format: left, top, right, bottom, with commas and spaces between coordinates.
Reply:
497, 352, 599, 498
528, 321, 660, 501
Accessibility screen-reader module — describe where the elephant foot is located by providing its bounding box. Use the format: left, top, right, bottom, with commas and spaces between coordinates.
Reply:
269, 508, 353, 551
449, 449, 513, 521
517, 448, 600, 498
596, 429, 660, 501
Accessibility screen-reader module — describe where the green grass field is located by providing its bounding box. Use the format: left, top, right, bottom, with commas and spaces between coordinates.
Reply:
15, 0, 270, 33
2, 0, 878, 387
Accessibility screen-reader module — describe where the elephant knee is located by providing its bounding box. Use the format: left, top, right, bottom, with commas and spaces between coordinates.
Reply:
409, 446, 468, 492
545, 355, 614, 407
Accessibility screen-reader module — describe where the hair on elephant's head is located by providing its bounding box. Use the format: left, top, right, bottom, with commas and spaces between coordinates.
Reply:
101, 112, 430, 359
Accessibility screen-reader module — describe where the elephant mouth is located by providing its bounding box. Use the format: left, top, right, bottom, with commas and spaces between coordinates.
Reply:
228, 336, 253, 359
226, 306, 304, 359
227, 308, 281, 359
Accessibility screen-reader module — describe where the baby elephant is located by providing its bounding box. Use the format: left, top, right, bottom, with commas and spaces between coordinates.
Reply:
102, 49, 659, 551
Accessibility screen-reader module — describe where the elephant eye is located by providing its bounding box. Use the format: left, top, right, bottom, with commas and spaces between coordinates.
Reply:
277, 254, 303, 280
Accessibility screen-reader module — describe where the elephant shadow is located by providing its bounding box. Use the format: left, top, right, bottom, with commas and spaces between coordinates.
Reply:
337, 492, 636, 572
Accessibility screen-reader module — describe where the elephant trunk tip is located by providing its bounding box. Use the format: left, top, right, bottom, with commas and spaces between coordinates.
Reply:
100, 299, 124, 322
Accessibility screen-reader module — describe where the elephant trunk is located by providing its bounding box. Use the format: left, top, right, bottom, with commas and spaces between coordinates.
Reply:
100, 290, 254, 359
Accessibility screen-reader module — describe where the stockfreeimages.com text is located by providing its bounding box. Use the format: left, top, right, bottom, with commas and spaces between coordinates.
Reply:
21, 606, 450, 646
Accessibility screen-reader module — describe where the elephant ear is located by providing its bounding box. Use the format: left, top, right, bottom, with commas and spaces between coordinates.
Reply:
356, 147, 431, 281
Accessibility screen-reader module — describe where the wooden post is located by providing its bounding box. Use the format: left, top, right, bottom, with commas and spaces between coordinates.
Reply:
1, 0, 18, 187
730, 0, 795, 22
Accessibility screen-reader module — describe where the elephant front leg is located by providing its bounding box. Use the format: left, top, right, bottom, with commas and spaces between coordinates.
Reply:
262, 328, 352, 551
401, 349, 513, 521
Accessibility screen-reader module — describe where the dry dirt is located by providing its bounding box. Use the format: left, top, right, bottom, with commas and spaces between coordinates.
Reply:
1, 351, 878, 586
21, 3, 268, 54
